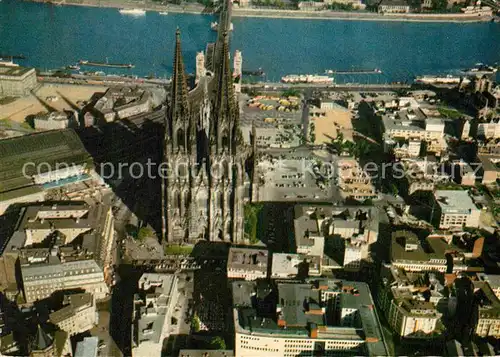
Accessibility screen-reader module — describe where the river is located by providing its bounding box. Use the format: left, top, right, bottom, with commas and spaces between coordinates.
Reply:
1, 0, 500, 83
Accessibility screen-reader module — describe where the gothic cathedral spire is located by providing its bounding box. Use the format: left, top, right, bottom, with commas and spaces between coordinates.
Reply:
212, 32, 239, 154
169, 28, 191, 153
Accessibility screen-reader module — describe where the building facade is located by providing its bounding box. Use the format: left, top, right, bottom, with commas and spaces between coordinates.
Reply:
132, 274, 179, 356
162, 3, 250, 244
49, 293, 97, 336
0, 64, 37, 97
232, 279, 388, 357
227, 247, 268, 280
434, 190, 480, 229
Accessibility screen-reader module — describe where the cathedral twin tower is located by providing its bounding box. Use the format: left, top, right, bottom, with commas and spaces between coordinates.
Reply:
161, 27, 248, 245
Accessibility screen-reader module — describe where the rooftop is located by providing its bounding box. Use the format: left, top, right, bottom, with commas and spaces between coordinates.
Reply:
132, 273, 178, 346
178, 351, 234, 357
473, 281, 500, 318
390, 230, 463, 264
271, 253, 303, 278
0, 129, 93, 201
232, 279, 387, 355
227, 247, 268, 273
0, 64, 34, 77
49, 293, 93, 324
74, 337, 98, 357
1, 202, 111, 261
434, 190, 478, 213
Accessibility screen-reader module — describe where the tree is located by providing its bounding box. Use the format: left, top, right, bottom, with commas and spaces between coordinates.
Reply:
282, 88, 300, 97
431, 0, 447, 11
390, 183, 399, 197
191, 313, 201, 332
137, 226, 154, 241
210, 336, 226, 350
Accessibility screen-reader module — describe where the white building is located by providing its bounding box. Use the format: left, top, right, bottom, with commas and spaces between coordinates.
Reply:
344, 238, 367, 270
477, 119, 500, 139
75, 336, 99, 357
271, 253, 303, 279
388, 300, 441, 338
49, 293, 97, 336
34, 111, 76, 131
378, 0, 410, 13
22, 259, 109, 303
378, 266, 447, 339
132, 273, 179, 357
0, 64, 37, 97
434, 190, 480, 229
227, 247, 268, 280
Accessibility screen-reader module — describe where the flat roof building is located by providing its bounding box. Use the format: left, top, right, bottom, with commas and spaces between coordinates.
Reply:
378, 265, 445, 339
0, 129, 94, 215
2, 202, 115, 303
75, 336, 99, 357
434, 190, 480, 229
227, 247, 268, 280
390, 231, 473, 273
232, 279, 388, 356
0, 64, 37, 97
132, 273, 179, 356
49, 293, 97, 336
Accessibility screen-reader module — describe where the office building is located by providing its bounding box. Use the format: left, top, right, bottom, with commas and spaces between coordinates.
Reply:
92, 86, 152, 122
336, 158, 377, 201
132, 273, 179, 356
34, 111, 78, 131
390, 231, 472, 273
232, 279, 388, 356
270, 253, 321, 279
49, 293, 97, 336
434, 190, 480, 229
0, 202, 114, 303
75, 336, 98, 357
0, 64, 37, 97
473, 280, 500, 338
477, 273, 500, 300
378, 265, 446, 339
227, 247, 268, 280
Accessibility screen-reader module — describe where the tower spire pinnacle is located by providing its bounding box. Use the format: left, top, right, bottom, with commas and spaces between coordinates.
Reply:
170, 28, 189, 125
214, 32, 236, 117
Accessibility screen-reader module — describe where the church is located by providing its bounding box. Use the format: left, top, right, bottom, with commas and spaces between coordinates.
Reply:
161, 1, 252, 244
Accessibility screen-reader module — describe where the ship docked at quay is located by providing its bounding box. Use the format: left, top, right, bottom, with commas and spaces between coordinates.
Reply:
461, 63, 498, 76
414, 75, 470, 85
79, 60, 134, 69
281, 74, 334, 84
119, 8, 146, 15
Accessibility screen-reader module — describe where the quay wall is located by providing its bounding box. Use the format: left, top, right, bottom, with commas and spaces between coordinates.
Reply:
25, 0, 495, 23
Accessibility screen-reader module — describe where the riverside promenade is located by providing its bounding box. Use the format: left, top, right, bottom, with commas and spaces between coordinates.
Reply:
27, 0, 496, 23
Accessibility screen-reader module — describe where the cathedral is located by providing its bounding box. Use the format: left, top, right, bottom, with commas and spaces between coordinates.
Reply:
161, 1, 251, 244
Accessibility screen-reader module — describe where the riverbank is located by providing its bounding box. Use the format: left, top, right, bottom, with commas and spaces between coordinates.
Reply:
233, 8, 496, 23
27, 0, 497, 23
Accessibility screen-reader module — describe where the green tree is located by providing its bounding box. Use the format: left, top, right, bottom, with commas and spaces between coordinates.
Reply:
191, 313, 201, 332
282, 88, 301, 97
431, 0, 447, 11
210, 336, 226, 350
137, 226, 154, 241
390, 183, 399, 197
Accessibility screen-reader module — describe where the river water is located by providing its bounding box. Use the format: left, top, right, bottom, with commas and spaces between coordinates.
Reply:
1, 0, 500, 82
